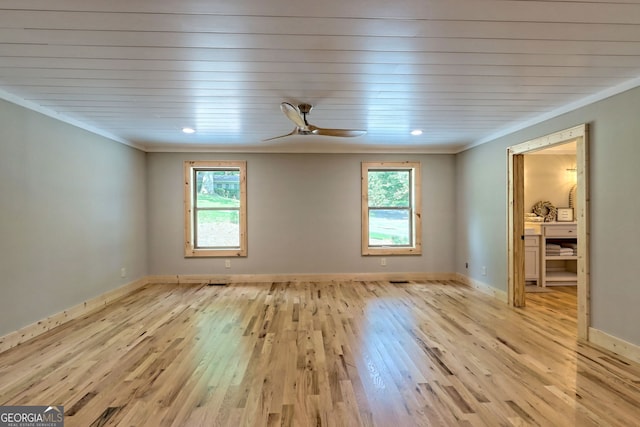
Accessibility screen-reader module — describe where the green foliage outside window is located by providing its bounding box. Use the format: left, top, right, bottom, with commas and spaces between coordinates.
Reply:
368, 170, 410, 207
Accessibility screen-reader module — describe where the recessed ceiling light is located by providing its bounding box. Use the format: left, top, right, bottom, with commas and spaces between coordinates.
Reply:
182, 127, 196, 134
410, 129, 423, 136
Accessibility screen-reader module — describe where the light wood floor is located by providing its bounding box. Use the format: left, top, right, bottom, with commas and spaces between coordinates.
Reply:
0, 281, 639, 426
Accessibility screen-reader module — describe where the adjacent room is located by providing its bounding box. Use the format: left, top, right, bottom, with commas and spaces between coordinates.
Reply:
1, 1, 639, 425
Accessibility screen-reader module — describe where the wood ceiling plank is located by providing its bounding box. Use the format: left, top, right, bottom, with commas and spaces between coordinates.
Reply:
2, 29, 640, 56
1, 58, 639, 78
2, 0, 640, 23
0, 77, 606, 93
2, 10, 640, 42
2, 45, 640, 69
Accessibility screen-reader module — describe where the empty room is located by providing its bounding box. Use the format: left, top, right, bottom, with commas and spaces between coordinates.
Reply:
1, 1, 640, 426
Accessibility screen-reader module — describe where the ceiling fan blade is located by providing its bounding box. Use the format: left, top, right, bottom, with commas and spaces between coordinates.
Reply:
263, 127, 299, 141
280, 102, 307, 129
310, 127, 367, 137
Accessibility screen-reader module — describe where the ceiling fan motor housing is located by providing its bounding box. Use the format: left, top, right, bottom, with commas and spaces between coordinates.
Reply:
298, 103, 313, 114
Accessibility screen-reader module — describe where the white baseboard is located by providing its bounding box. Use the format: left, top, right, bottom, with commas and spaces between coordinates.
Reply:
455, 273, 508, 303
588, 327, 640, 365
147, 272, 459, 284
0, 277, 148, 354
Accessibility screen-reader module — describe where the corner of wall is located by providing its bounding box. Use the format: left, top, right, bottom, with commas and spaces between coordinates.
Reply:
455, 273, 508, 303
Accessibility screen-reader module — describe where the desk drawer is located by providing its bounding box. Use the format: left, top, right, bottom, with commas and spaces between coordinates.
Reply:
544, 225, 576, 237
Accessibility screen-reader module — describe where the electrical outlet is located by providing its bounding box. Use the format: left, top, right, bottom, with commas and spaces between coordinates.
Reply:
380, 258, 387, 267
481, 266, 487, 276
225, 259, 231, 269
120, 267, 126, 278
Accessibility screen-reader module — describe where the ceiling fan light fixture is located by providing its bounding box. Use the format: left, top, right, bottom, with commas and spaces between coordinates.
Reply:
264, 101, 366, 141
182, 127, 196, 134
411, 129, 423, 136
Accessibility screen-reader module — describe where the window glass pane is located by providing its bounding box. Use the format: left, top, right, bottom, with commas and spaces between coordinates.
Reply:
196, 170, 240, 208
368, 209, 410, 246
368, 170, 410, 207
195, 210, 240, 248
185, 161, 246, 257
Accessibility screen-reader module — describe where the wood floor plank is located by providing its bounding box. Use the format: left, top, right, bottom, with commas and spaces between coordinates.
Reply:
0, 281, 639, 426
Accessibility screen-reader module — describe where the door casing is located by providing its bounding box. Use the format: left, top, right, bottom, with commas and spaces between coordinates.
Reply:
507, 124, 590, 340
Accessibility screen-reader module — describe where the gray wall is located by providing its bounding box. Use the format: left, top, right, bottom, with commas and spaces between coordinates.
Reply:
0, 99, 148, 335
456, 86, 640, 345
147, 153, 456, 275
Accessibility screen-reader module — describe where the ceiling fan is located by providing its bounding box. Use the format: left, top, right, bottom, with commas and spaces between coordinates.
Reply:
264, 102, 367, 141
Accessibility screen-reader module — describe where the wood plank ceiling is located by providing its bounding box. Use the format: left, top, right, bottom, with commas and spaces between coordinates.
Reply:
1, 0, 639, 152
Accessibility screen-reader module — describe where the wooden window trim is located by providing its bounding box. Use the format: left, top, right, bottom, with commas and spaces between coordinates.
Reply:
184, 160, 247, 257
361, 161, 422, 256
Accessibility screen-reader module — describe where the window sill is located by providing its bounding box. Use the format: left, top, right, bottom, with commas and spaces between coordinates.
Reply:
362, 246, 422, 256
185, 248, 247, 258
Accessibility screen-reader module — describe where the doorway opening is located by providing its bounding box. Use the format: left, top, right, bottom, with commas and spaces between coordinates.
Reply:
507, 124, 589, 340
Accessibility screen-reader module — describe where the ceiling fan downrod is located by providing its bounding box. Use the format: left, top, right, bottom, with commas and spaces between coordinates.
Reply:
298, 103, 312, 126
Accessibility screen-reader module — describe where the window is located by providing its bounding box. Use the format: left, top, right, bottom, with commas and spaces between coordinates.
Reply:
184, 161, 247, 257
362, 162, 421, 255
